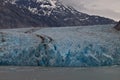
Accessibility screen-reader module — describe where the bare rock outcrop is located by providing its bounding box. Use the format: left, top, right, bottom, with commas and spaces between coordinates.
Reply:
114, 21, 120, 31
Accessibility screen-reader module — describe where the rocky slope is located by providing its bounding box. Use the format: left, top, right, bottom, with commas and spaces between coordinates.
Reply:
0, 0, 116, 28
114, 21, 120, 31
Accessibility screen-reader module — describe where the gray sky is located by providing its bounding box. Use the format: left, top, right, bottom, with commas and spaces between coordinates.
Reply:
61, 0, 120, 21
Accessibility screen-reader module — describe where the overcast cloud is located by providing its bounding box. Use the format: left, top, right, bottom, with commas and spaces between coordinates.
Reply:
61, 0, 120, 21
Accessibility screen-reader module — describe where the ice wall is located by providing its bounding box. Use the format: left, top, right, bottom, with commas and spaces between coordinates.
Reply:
0, 25, 120, 67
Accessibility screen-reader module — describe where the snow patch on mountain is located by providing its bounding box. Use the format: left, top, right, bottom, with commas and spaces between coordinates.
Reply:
28, 7, 38, 14
7, 0, 58, 15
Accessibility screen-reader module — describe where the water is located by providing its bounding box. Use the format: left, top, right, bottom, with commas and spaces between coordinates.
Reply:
0, 66, 120, 80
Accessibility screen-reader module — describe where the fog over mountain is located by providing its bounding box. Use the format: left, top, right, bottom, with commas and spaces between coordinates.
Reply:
61, 0, 120, 21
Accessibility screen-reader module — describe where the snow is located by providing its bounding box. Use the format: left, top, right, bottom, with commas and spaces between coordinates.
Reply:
36, 0, 43, 3
28, 7, 38, 14
0, 25, 120, 67
49, 0, 57, 8
6, 0, 57, 15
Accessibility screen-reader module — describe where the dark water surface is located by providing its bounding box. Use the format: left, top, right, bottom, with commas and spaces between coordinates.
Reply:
0, 66, 120, 80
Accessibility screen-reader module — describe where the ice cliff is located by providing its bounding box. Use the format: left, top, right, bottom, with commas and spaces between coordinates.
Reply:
0, 25, 120, 67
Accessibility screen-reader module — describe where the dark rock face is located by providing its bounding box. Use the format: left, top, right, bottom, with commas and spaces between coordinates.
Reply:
0, 0, 116, 28
0, 3, 48, 28
114, 21, 120, 31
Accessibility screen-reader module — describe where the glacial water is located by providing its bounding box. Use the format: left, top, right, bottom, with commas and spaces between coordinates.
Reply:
0, 66, 120, 80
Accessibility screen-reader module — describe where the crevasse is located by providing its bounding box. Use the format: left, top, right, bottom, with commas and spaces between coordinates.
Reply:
0, 25, 120, 67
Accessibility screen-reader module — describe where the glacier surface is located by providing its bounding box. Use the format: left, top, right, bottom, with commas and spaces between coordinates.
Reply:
0, 25, 120, 67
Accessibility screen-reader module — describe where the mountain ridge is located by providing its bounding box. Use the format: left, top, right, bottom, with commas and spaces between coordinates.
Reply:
0, 0, 116, 28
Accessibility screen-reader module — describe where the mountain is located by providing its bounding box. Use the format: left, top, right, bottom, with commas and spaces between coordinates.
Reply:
0, 0, 116, 28
114, 21, 120, 31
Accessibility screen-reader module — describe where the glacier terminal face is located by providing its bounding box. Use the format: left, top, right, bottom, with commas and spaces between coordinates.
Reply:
0, 25, 120, 67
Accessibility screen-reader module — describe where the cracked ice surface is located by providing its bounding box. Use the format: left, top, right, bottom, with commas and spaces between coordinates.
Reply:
0, 25, 120, 67
0, 31, 41, 66
35, 25, 120, 67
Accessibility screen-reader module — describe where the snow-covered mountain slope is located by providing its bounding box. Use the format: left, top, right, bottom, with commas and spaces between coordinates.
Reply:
0, 25, 120, 67
0, 0, 116, 28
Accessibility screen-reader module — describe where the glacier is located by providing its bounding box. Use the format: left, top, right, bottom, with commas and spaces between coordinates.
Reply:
0, 25, 120, 67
